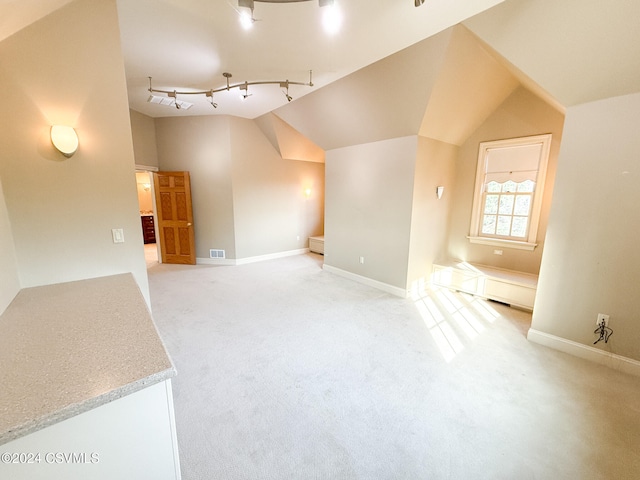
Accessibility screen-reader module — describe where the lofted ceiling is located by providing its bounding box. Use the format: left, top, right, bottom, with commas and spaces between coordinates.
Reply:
0, 0, 74, 41
3, 0, 639, 128
464, 0, 640, 109
115, 0, 505, 119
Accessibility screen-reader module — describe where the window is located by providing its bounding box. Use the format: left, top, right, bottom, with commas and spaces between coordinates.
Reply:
468, 134, 552, 251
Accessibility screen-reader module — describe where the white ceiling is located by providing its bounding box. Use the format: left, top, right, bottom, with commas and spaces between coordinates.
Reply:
115, 0, 504, 119
5, 0, 638, 123
0, 0, 74, 40
463, 0, 640, 108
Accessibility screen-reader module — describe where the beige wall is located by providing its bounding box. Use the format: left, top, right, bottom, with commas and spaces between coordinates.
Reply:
155, 115, 236, 259
446, 87, 565, 274
0, 0, 149, 302
154, 115, 324, 261
324, 136, 417, 289
0, 179, 20, 314
229, 117, 324, 259
407, 137, 458, 290
532, 92, 640, 361
130, 110, 159, 168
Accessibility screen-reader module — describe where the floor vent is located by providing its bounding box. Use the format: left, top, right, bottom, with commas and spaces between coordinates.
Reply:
209, 249, 226, 259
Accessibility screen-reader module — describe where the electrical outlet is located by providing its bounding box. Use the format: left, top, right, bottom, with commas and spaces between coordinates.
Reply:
493, 249, 503, 255
596, 313, 609, 326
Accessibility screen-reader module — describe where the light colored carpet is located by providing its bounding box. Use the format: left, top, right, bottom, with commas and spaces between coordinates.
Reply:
148, 253, 640, 480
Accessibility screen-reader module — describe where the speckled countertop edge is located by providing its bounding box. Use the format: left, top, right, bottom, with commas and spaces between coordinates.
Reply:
0, 367, 176, 446
0, 274, 177, 447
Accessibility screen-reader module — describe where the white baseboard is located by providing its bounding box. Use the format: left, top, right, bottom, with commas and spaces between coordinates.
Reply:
196, 257, 235, 266
527, 328, 640, 377
196, 248, 309, 266
322, 264, 408, 298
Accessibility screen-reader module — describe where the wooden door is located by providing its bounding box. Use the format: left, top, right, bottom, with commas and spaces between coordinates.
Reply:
153, 171, 196, 265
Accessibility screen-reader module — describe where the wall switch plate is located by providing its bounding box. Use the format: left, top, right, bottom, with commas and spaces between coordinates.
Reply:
596, 313, 609, 326
359, 256, 365, 264
112, 228, 125, 244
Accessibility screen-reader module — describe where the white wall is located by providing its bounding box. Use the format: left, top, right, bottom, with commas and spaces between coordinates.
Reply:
0, 179, 20, 314
532, 92, 640, 361
0, 0, 149, 303
130, 110, 159, 168
154, 115, 325, 261
324, 136, 417, 290
229, 117, 324, 259
407, 137, 457, 290
155, 115, 236, 259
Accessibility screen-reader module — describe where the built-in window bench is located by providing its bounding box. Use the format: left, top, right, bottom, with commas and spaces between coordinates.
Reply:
0, 274, 181, 480
309, 235, 325, 255
431, 259, 538, 311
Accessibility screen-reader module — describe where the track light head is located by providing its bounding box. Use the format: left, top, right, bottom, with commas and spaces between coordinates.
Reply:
168, 91, 181, 109
238, 0, 255, 29
415, 0, 425, 6
280, 81, 293, 102
206, 91, 218, 108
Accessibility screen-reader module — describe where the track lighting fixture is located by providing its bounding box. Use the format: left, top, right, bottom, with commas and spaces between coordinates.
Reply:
168, 91, 181, 109
206, 91, 218, 108
147, 70, 313, 110
415, 0, 425, 6
240, 81, 252, 100
237, 0, 255, 29
235, 0, 340, 32
281, 81, 292, 102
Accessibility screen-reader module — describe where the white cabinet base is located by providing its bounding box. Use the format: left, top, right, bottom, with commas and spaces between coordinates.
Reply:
0, 380, 181, 480
432, 260, 538, 311
309, 236, 325, 255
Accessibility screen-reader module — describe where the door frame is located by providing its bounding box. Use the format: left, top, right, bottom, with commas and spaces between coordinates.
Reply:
135, 164, 162, 264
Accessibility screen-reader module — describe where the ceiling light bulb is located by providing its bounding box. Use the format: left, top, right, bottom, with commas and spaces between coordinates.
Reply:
239, 7, 254, 29
322, 2, 342, 35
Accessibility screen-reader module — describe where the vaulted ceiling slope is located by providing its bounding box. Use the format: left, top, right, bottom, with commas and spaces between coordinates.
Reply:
115, 0, 505, 120
266, 24, 527, 151
0, 0, 74, 41
463, 0, 640, 108
265, 0, 640, 152
255, 113, 325, 163
267, 28, 453, 151
418, 25, 520, 146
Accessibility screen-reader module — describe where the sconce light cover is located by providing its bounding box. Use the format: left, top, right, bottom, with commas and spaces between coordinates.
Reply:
51, 125, 79, 157
304, 188, 312, 198
436, 185, 444, 199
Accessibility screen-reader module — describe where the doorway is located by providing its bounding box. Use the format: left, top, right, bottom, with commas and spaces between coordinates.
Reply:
135, 169, 160, 268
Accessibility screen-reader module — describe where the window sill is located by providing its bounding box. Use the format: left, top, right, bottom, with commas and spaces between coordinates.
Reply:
467, 236, 537, 251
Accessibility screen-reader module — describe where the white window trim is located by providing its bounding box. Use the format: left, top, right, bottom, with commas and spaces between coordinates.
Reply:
468, 134, 552, 250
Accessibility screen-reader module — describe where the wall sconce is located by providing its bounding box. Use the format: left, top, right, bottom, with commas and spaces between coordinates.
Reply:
436, 186, 444, 200
304, 188, 312, 199
143, 183, 151, 192
50, 125, 79, 157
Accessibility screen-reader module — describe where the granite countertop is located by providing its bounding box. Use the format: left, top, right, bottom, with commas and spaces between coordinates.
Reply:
0, 273, 176, 446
